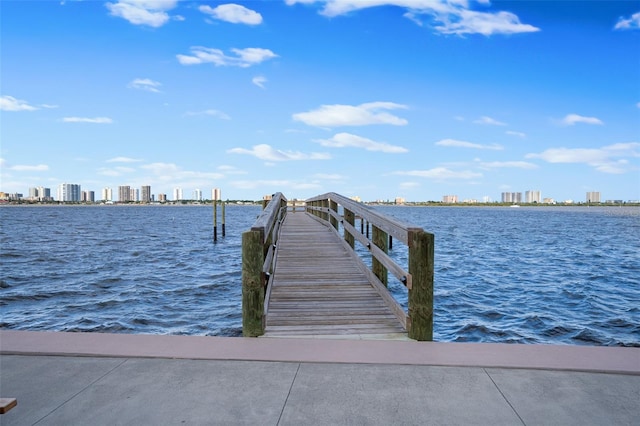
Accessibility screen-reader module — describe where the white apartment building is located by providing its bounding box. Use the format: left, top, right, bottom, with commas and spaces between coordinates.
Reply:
57, 183, 81, 202
193, 189, 203, 201
102, 187, 113, 202
525, 190, 542, 203
586, 191, 601, 203
174, 187, 183, 201
211, 188, 221, 201
141, 186, 151, 203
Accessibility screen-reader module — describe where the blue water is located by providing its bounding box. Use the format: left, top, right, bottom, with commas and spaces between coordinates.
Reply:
1, 205, 638, 346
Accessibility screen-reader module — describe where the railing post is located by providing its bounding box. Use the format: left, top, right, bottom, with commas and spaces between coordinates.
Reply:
372, 225, 388, 287
408, 230, 434, 341
322, 198, 329, 222
329, 200, 338, 231
242, 229, 265, 337
343, 208, 355, 249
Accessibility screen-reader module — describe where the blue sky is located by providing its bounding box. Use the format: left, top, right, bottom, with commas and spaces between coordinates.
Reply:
1, 0, 639, 202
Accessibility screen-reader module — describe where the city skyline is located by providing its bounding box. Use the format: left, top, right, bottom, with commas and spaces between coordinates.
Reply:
1, 1, 639, 202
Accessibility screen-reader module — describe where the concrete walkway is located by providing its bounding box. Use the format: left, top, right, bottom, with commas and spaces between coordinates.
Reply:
1, 331, 638, 425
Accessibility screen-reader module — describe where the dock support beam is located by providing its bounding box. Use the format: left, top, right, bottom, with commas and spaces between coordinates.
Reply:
372, 225, 388, 287
344, 208, 355, 249
408, 230, 434, 341
242, 229, 265, 337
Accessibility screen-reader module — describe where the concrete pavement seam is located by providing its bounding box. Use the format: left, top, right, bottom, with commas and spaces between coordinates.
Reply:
277, 362, 301, 426
483, 368, 527, 426
31, 357, 129, 425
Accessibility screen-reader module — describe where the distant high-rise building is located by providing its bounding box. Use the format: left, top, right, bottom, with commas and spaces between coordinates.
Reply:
395, 197, 405, 205
525, 190, 541, 203
158, 193, 167, 202
501, 192, 522, 203
81, 191, 95, 202
118, 185, 131, 202
57, 183, 81, 202
212, 188, 221, 201
141, 185, 151, 203
129, 188, 139, 202
173, 187, 183, 201
442, 195, 458, 203
102, 187, 113, 202
193, 189, 202, 201
29, 187, 38, 199
37, 187, 51, 201
586, 191, 601, 203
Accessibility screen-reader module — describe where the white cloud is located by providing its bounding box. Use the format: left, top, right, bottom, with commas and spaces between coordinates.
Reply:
252, 76, 267, 89
177, 47, 277, 67
474, 116, 506, 126
9, 164, 49, 172
312, 173, 346, 180
314, 132, 408, 153
436, 138, 503, 150
561, 113, 604, 126
526, 142, 640, 174
62, 117, 113, 124
140, 162, 224, 181
506, 130, 526, 138
293, 102, 408, 127
106, 157, 143, 163
1, 95, 38, 111
434, 9, 540, 36
286, 0, 540, 36
478, 161, 538, 169
106, 0, 179, 28
230, 179, 322, 191
128, 78, 162, 93
394, 167, 483, 180
217, 165, 247, 175
199, 4, 262, 25
614, 12, 640, 30
184, 109, 231, 120
227, 144, 331, 161
98, 166, 136, 177
400, 181, 420, 188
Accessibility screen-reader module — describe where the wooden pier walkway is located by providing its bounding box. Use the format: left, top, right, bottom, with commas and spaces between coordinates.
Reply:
263, 212, 406, 338
242, 192, 434, 341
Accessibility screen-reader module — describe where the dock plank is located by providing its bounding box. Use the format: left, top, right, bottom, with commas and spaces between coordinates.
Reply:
263, 212, 406, 338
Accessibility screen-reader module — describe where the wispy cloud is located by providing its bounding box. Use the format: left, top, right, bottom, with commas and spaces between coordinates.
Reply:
526, 142, 640, 174
140, 162, 225, 181
293, 102, 408, 127
312, 173, 346, 180
393, 167, 483, 180
561, 113, 604, 126
614, 12, 640, 30
177, 47, 277, 67
474, 116, 507, 126
230, 179, 322, 191
252, 76, 267, 89
97, 166, 136, 177
286, 0, 540, 36
217, 165, 247, 175
199, 4, 262, 25
506, 130, 526, 138
9, 164, 49, 172
62, 117, 113, 124
106, 0, 180, 28
1, 95, 38, 111
314, 132, 408, 153
436, 138, 503, 150
478, 161, 538, 169
128, 78, 162, 93
227, 144, 331, 161
184, 109, 231, 120
106, 157, 143, 163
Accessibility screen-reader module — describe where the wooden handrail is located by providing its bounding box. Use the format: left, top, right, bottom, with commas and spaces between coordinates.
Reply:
305, 192, 434, 341
242, 192, 287, 337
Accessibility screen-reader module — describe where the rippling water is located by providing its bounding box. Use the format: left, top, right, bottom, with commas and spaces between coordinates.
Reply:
1, 204, 638, 346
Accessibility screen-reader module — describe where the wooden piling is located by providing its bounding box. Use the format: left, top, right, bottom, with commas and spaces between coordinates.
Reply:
343, 208, 355, 249
222, 201, 226, 237
213, 197, 218, 242
372, 225, 388, 287
408, 230, 434, 341
242, 229, 265, 337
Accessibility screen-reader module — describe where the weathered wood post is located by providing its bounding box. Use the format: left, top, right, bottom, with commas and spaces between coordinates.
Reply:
242, 228, 265, 337
330, 200, 338, 231
372, 225, 388, 287
344, 207, 355, 249
407, 229, 434, 341
322, 198, 329, 222
213, 196, 218, 242
222, 201, 226, 237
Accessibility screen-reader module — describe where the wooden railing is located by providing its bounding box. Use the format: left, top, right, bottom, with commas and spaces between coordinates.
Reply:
241, 192, 287, 337
305, 192, 434, 341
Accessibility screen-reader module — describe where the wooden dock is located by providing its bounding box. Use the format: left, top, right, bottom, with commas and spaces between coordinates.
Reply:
263, 213, 406, 338
242, 192, 434, 341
